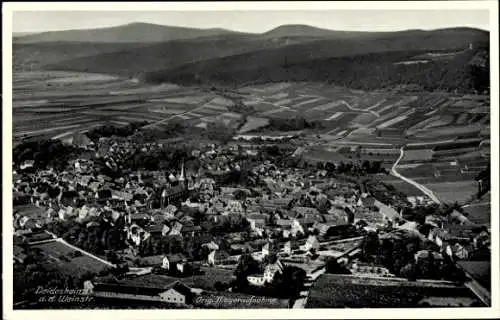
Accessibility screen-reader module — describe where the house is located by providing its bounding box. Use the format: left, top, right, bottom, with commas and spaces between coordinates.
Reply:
207, 249, 230, 266
283, 241, 292, 255
144, 223, 170, 238
276, 218, 292, 228
180, 224, 202, 237
446, 243, 472, 260
168, 221, 183, 235
414, 250, 444, 264
449, 210, 474, 226
128, 213, 150, 226
246, 213, 268, 230
139, 255, 166, 267
314, 220, 350, 238
225, 200, 244, 214
296, 215, 318, 230
349, 262, 395, 277
291, 206, 320, 217
247, 259, 284, 287
202, 241, 219, 251
159, 282, 195, 305
263, 259, 284, 282
302, 235, 320, 252
374, 200, 400, 222
163, 253, 187, 272
432, 225, 480, 248
13, 245, 28, 264
291, 219, 305, 237
20, 160, 35, 170
84, 280, 194, 305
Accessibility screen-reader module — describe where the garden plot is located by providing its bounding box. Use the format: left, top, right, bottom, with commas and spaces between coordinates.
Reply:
377, 114, 409, 129
151, 96, 207, 105
293, 97, 325, 108
265, 92, 289, 100
13, 100, 50, 108
148, 107, 185, 115
203, 104, 230, 112
238, 116, 270, 133
352, 94, 387, 110
462, 204, 490, 226
44, 73, 119, 84
259, 82, 293, 93
326, 112, 344, 121
401, 149, 434, 162
424, 180, 478, 204
31, 240, 110, 278
112, 83, 181, 95
351, 113, 377, 127
414, 125, 482, 139
306, 101, 347, 112
424, 115, 455, 129
209, 97, 234, 106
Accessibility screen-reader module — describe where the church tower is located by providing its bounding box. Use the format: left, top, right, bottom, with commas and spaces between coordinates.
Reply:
179, 161, 187, 190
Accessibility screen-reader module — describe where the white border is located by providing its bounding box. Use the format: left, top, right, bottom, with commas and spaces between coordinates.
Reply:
3, 2, 499, 319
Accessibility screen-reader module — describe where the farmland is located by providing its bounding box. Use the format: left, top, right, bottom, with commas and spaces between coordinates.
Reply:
12, 71, 490, 210
422, 180, 478, 204
30, 239, 111, 278
306, 274, 480, 308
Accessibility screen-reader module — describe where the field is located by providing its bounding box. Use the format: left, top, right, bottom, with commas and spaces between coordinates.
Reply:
30, 240, 111, 278
306, 274, 479, 308
13, 72, 490, 145
378, 178, 425, 197
423, 180, 478, 203
12, 71, 246, 143
12, 74, 490, 205
462, 203, 490, 226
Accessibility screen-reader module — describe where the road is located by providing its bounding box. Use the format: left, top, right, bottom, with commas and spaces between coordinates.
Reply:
391, 147, 441, 204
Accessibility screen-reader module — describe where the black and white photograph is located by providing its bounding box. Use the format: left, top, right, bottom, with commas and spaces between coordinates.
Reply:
3, 1, 499, 318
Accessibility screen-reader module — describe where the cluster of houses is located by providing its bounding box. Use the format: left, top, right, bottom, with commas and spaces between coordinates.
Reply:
12, 135, 491, 307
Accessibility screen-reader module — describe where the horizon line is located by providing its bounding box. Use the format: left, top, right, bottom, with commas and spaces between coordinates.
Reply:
13, 21, 490, 37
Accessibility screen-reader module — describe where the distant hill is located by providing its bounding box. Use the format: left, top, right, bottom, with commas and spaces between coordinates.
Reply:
14, 22, 248, 43
39, 33, 321, 76
144, 47, 489, 93
13, 42, 149, 72
13, 24, 489, 93
258, 24, 368, 39
142, 28, 488, 90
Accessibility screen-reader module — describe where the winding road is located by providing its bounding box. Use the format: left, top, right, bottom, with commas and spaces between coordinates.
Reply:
391, 147, 441, 204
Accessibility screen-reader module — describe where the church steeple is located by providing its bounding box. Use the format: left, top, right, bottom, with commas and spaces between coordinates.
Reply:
179, 161, 185, 182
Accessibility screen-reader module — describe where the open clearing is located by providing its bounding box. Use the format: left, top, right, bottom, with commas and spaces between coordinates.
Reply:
424, 180, 478, 204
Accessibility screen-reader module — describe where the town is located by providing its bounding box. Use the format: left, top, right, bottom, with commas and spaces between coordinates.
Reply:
12, 126, 491, 309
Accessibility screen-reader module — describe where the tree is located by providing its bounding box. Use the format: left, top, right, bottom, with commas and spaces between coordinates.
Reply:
325, 258, 351, 274
361, 231, 380, 259
271, 266, 307, 299
234, 254, 261, 288
400, 263, 418, 281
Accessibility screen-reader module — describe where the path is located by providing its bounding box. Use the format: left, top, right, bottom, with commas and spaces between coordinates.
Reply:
391, 147, 441, 204
339, 99, 380, 118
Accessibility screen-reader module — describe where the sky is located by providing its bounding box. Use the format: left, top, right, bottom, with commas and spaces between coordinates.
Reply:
13, 10, 489, 34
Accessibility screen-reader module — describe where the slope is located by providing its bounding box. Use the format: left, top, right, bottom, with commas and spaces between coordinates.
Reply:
14, 22, 248, 43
